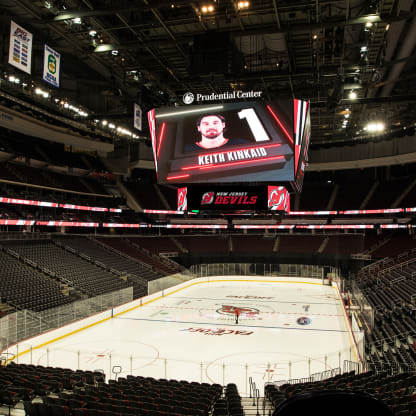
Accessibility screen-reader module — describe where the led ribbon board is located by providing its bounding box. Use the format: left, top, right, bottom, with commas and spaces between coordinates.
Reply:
149, 100, 307, 184
187, 185, 290, 211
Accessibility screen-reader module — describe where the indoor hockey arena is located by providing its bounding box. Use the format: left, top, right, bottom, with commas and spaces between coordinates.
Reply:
0, 1, 415, 415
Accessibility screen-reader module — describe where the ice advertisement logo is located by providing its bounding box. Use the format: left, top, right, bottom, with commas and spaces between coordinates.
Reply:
201, 192, 215, 205
217, 305, 259, 317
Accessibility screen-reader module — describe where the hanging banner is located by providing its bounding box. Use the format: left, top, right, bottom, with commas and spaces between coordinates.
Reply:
134, 103, 142, 131
8, 21, 32, 74
43, 44, 61, 88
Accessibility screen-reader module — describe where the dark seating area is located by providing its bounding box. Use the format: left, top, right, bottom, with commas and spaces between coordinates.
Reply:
321, 235, 365, 255
365, 178, 414, 210
0, 161, 110, 195
357, 251, 416, 373
127, 237, 180, 256
231, 235, 275, 253
265, 370, 416, 416
126, 183, 167, 210
55, 237, 150, 298
0, 249, 73, 312
176, 236, 229, 254
0, 96, 111, 146
298, 182, 334, 211
0, 362, 223, 416
277, 235, 325, 254
3, 241, 132, 297
97, 238, 181, 276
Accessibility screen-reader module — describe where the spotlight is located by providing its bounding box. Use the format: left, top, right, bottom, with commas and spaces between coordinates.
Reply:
102, 120, 108, 126
43, 92, 49, 98
238, 1, 249, 8
111, 50, 119, 56
72, 17, 82, 24
89, 30, 97, 36
313, 34, 318, 40
365, 122, 384, 132
201, 4, 214, 12
365, 22, 373, 28
349, 91, 357, 100
9, 76, 15, 82
35, 88, 43, 95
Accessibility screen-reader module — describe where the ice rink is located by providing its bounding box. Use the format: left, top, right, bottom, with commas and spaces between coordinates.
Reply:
10, 277, 361, 395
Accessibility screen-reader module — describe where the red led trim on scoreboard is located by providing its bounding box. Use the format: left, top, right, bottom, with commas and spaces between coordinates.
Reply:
166, 174, 191, 181
266, 105, 294, 145
157, 122, 166, 158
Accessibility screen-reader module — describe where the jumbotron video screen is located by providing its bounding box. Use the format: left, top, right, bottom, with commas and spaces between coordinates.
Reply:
148, 99, 310, 190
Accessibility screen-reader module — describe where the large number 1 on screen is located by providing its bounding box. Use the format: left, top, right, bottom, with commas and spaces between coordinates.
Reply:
238, 108, 270, 142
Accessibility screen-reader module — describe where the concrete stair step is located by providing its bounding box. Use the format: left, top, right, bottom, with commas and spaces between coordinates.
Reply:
241, 397, 274, 416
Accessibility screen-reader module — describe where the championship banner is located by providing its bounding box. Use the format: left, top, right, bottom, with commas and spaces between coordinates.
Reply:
43, 44, 61, 88
134, 103, 142, 131
177, 187, 187, 211
8, 21, 32, 74
267, 186, 290, 211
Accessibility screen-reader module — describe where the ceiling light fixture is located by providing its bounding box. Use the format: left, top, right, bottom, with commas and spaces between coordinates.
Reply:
365, 122, 384, 132
349, 91, 357, 100
72, 17, 82, 24
89, 30, 97, 36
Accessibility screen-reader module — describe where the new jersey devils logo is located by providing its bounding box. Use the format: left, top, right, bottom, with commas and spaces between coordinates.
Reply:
268, 188, 284, 210
177, 189, 187, 211
201, 192, 215, 205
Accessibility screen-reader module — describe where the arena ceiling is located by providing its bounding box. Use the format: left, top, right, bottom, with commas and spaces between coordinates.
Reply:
1, 0, 416, 146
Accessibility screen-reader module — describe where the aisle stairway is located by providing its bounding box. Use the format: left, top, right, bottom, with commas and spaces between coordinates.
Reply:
241, 396, 274, 416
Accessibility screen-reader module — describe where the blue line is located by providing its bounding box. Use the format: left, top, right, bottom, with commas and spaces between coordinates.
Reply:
115, 316, 349, 333
171, 296, 336, 306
